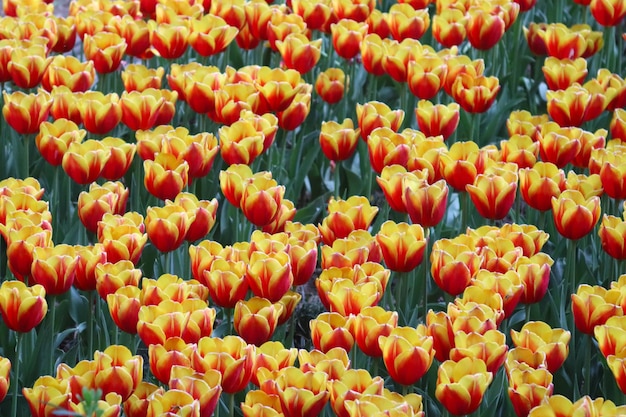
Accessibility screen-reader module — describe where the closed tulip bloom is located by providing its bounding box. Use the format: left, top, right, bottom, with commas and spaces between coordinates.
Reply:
99, 221, 147, 266
551, 190, 601, 240
8, 43, 51, 89
246, 251, 293, 302
204, 258, 249, 308
110, 15, 151, 59
189, 14, 238, 57
466, 6, 505, 50
146, 389, 201, 417
331, 19, 368, 60
542, 57, 588, 91
507, 366, 554, 417
590, 0, 626, 26
275, 368, 330, 417
93, 345, 143, 401
439, 141, 487, 192
547, 82, 609, 127
62, 140, 110, 185
277, 33, 322, 75
375, 221, 426, 272
376, 165, 413, 213
611, 109, 626, 141
30, 244, 78, 296
318, 196, 379, 245
352, 306, 398, 357
507, 110, 549, 141
426, 310, 455, 362
415, 100, 459, 141
292, 0, 333, 31
356, 101, 405, 142
23, 376, 72, 417
235, 297, 283, 346
151, 21, 190, 60
511, 321, 570, 373
6, 225, 52, 282
431, 238, 482, 296
242, 390, 283, 417
83, 32, 126, 73
77, 91, 123, 135
100, 137, 137, 181
388, 4, 430, 41
565, 171, 604, 199
367, 127, 412, 173
191, 335, 256, 394
298, 347, 350, 380
96, 260, 142, 300
466, 171, 518, 221
122, 64, 164, 92
600, 152, 626, 200
572, 284, 622, 334
536, 122, 583, 168
436, 357, 493, 416
240, 180, 286, 228
138, 299, 216, 346
35, 119, 86, 167
143, 153, 189, 201
310, 312, 354, 353
595, 316, 626, 358
432, 9, 468, 47
450, 330, 508, 374
148, 338, 195, 385
600, 215, 626, 260
0, 281, 48, 333
451, 73, 501, 114
326, 279, 382, 316
319, 118, 360, 162
50, 86, 82, 124
315, 68, 346, 105
519, 162, 566, 211
219, 119, 265, 166
107, 285, 141, 334
42, 55, 95, 93
516, 255, 554, 304
379, 325, 435, 386
2, 89, 52, 135
382, 38, 415, 83
168, 366, 222, 417
0, 356, 9, 403
528, 395, 595, 417
360, 33, 386, 76
145, 205, 193, 253
500, 135, 539, 169
120, 89, 174, 131
78, 182, 128, 233
251, 341, 298, 387
329, 369, 385, 417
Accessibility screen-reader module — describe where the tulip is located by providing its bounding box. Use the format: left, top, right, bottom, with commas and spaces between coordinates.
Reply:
431, 238, 482, 296
111, 15, 152, 59
0, 356, 9, 403
151, 21, 190, 60
356, 101, 405, 142
435, 357, 493, 416
148, 337, 195, 384
432, 9, 468, 47
77, 91, 123, 135
565, 171, 604, 199
145, 389, 201, 417
2, 89, 52, 135
292, 0, 333, 31
246, 251, 293, 302
219, 119, 266, 166
235, 297, 283, 346
30, 244, 78, 296
93, 345, 143, 401
50, 86, 82, 124
511, 321, 570, 373
519, 162, 566, 211
140, 273, 208, 306
145, 205, 193, 253
328, 369, 385, 417
95, 260, 142, 301
298, 347, 350, 380
8, 43, 50, 89
388, 4, 430, 41
451, 330, 508, 374
332, 0, 374, 21
379, 325, 435, 386
189, 14, 238, 57
23, 376, 72, 417
35, 119, 86, 167
611, 109, 626, 141
77, 182, 128, 234
168, 366, 223, 417
547, 82, 609, 127
551, 190, 601, 240
251, 341, 298, 387
439, 141, 487, 192
415, 100, 459, 141
375, 221, 426, 272
62, 140, 110, 185
507, 366, 554, 417
572, 284, 622, 335
318, 196, 379, 245
315, 68, 346, 105
352, 306, 398, 357
466, 6, 505, 50
42, 55, 95, 93
451, 73, 501, 114
542, 57, 588, 91
310, 312, 354, 353
599, 215, 626, 260
360, 34, 386, 76
99, 215, 147, 265
192, 335, 256, 393
5, 225, 52, 282
0, 281, 48, 333
83, 32, 127, 74
507, 110, 549, 141
107, 286, 141, 334
122, 64, 164, 92
528, 395, 595, 417
275, 368, 330, 417
143, 153, 189, 201
516, 255, 553, 304
240, 179, 286, 228
277, 33, 322, 75
600, 152, 626, 200
204, 258, 249, 308
590, 0, 626, 26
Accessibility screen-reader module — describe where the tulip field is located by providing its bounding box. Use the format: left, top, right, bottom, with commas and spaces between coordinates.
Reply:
0, 0, 625, 415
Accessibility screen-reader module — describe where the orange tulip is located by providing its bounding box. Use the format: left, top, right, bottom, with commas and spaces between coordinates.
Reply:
107, 285, 141, 334
30, 244, 78, 296
551, 190, 601, 240
35, 119, 86, 167
277, 33, 322, 74
251, 341, 298, 387
191, 335, 256, 394
599, 215, 626, 260
8, 43, 51, 89
328, 369, 385, 417
143, 153, 189, 201
77, 91, 123, 135
189, 14, 238, 57
507, 366, 554, 417
292, 0, 333, 31
42, 55, 95, 93
590, 0, 626, 26
450, 330, 508, 374
379, 325, 435, 386
388, 4, 430, 41
121, 64, 164, 92
319, 118, 360, 162
235, 297, 283, 346
542, 57, 588, 91
310, 312, 354, 353
95, 260, 142, 301
511, 321, 570, 373
352, 306, 398, 357
356, 101, 405, 142
572, 284, 622, 334
331, 19, 368, 60
415, 100, 459, 141
0, 281, 48, 333
62, 140, 110, 185
275, 368, 330, 417
519, 162, 566, 212
451, 73, 501, 114
360, 34, 386, 76
466, 170, 518, 221
375, 221, 426, 272
148, 338, 196, 384
111, 15, 152, 59
611, 109, 626, 141
547, 82, 609, 127
436, 357, 493, 416
315, 68, 346, 105
2, 89, 52, 135
466, 6, 505, 50
240, 178, 286, 228
246, 251, 293, 302
516, 254, 554, 304
506, 110, 549, 141
439, 141, 487, 192
318, 196, 379, 246
432, 9, 468, 47
332, 0, 375, 21
50, 86, 82, 124
77, 182, 128, 234
23, 376, 72, 417
145, 205, 193, 253
145, 390, 201, 417
83, 32, 127, 74
168, 366, 222, 417
98, 213, 147, 265
151, 21, 190, 60
431, 237, 481, 296
93, 345, 143, 401
528, 395, 595, 417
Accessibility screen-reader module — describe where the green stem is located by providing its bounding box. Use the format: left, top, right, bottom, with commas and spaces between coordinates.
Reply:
604, 26, 617, 73
422, 228, 432, 320
49, 295, 57, 374
229, 392, 235, 417
526, 303, 532, 321
461, 191, 469, 232
567, 238, 578, 301
334, 160, 341, 199
88, 291, 95, 357
11, 332, 20, 417
584, 334, 592, 397
394, 273, 404, 325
